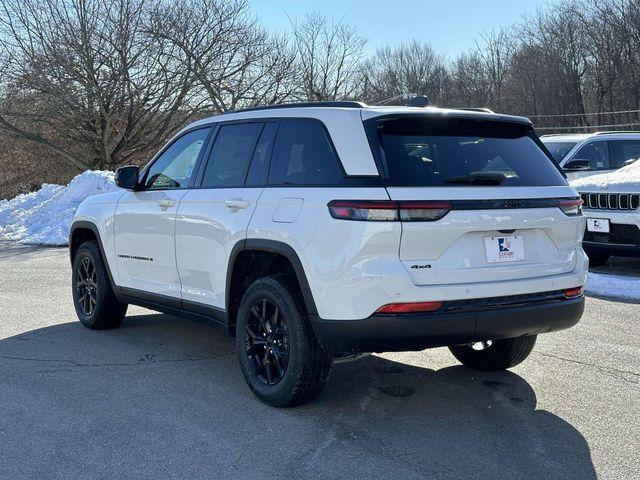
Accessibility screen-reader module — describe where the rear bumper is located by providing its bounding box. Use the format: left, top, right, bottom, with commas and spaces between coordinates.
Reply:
311, 295, 585, 354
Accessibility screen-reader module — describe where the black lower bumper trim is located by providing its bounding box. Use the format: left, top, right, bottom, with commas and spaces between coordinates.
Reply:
584, 241, 640, 258
311, 296, 585, 354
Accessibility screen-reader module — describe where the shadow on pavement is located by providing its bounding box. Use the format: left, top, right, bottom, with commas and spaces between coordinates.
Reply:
590, 255, 640, 276
0, 312, 596, 479
0, 241, 65, 259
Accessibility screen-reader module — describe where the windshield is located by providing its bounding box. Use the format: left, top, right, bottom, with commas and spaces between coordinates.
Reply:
366, 116, 567, 187
541, 141, 578, 163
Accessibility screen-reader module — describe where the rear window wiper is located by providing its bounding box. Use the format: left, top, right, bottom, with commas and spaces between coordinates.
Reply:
444, 172, 508, 186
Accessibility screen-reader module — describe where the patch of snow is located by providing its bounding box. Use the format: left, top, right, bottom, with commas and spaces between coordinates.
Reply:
570, 160, 640, 192
586, 272, 640, 302
0, 170, 119, 246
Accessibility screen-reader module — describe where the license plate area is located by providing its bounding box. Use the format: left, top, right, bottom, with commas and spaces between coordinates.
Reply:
484, 235, 525, 263
586, 218, 610, 233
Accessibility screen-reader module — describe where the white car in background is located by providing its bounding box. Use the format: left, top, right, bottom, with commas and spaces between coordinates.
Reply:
541, 132, 640, 180
571, 160, 640, 265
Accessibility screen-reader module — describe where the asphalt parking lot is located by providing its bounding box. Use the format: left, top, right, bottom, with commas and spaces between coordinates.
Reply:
0, 244, 638, 479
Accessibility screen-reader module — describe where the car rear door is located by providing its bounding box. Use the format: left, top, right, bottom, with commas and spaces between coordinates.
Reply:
609, 139, 640, 170
114, 127, 212, 298
366, 115, 584, 287
174, 121, 276, 311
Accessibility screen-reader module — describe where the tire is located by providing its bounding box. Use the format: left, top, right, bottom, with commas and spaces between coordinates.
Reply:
448, 335, 537, 371
72, 240, 127, 330
586, 251, 610, 267
235, 275, 332, 407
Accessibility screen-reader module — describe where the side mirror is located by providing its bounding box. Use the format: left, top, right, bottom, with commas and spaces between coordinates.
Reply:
563, 159, 591, 172
115, 165, 140, 190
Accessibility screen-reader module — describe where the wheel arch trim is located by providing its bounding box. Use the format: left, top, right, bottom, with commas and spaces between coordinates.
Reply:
226, 239, 318, 317
69, 220, 122, 300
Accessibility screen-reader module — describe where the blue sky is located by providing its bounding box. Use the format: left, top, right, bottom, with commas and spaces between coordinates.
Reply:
251, 0, 559, 58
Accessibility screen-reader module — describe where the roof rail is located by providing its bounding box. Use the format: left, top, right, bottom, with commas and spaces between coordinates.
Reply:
222, 101, 367, 115
456, 107, 495, 114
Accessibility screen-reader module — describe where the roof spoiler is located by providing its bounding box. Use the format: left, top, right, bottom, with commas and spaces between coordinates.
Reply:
456, 107, 495, 114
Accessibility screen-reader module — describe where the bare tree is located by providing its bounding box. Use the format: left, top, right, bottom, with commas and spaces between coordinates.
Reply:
0, 0, 198, 171
8, 0, 640, 198
473, 29, 515, 110
520, 2, 589, 124
148, 0, 298, 113
290, 13, 366, 101
362, 40, 448, 104
448, 51, 491, 108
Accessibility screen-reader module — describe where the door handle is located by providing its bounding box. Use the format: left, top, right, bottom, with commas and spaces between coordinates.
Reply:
157, 199, 176, 210
225, 199, 250, 210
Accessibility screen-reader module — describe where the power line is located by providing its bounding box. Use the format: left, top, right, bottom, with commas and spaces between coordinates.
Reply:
528, 108, 640, 119
535, 122, 640, 131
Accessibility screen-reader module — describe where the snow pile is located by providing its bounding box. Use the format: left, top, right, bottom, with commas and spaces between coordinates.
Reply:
570, 160, 640, 191
586, 272, 640, 301
0, 170, 119, 246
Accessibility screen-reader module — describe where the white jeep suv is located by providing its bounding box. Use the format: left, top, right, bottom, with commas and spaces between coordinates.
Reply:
70, 102, 587, 406
571, 161, 640, 266
541, 131, 640, 180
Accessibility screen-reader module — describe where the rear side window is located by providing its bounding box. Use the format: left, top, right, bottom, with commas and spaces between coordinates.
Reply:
269, 120, 343, 186
367, 117, 567, 187
202, 123, 262, 187
610, 140, 640, 169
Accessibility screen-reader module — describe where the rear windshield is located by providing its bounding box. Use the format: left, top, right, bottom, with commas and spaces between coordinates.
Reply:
541, 140, 578, 163
366, 116, 567, 187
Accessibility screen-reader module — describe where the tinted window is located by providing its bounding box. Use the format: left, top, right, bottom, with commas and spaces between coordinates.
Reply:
144, 128, 210, 189
246, 123, 277, 187
269, 120, 343, 186
542, 141, 578, 163
369, 117, 566, 187
573, 142, 609, 171
202, 123, 262, 187
610, 140, 640, 168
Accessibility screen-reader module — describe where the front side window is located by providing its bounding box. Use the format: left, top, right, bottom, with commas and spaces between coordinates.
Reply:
542, 141, 578, 163
269, 120, 343, 186
573, 142, 610, 171
610, 140, 640, 169
201, 123, 263, 188
368, 117, 566, 187
143, 128, 210, 190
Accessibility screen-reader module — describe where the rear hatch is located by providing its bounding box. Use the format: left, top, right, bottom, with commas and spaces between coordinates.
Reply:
364, 114, 583, 286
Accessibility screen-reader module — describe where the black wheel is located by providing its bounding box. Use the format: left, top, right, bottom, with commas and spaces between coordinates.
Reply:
72, 240, 127, 329
235, 275, 332, 407
586, 251, 610, 267
448, 335, 537, 371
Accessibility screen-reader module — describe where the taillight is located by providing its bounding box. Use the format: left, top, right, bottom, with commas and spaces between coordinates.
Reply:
376, 301, 443, 314
563, 286, 584, 298
326, 200, 398, 221
328, 200, 451, 222
559, 198, 583, 216
398, 201, 452, 221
